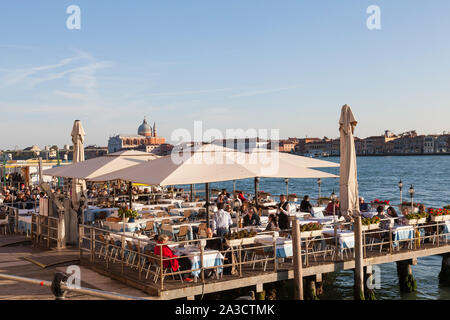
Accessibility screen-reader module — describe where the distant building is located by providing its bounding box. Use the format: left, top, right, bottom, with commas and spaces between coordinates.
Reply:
108, 117, 167, 154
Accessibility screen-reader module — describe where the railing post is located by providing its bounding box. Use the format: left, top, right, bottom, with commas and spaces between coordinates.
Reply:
90, 227, 94, 263
291, 219, 304, 300
138, 240, 142, 280
121, 235, 125, 275
437, 221, 440, 246
389, 228, 393, 254
159, 244, 164, 290
273, 233, 277, 272
200, 243, 205, 283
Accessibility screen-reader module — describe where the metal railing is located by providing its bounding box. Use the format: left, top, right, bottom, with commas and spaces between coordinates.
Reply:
0, 272, 151, 300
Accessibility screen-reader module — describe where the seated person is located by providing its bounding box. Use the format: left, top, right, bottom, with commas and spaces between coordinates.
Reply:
238, 191, 247, 203
212, 202, 233, 237
265, 214, 280, 231
325, 200, 339, 216
299, 195, 312, 213
204, 228, 222, 251
380, 206, 397, 229
153, 234, 193, 282
243, 207, 261, 227
359, 197, 369, 212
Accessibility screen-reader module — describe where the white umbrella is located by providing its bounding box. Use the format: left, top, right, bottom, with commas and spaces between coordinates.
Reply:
339, 105, 360, 217
43, 150, 159, 180
90, 144, 338, 184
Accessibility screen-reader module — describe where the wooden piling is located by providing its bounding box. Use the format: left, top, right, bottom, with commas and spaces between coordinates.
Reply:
396, 259, 417, 293
439, 253, 450, 286
291, 219, 304, 300
354, 215, 364, 300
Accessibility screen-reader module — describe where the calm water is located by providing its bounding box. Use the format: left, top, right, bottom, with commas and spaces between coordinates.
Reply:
188, 155, 450, 300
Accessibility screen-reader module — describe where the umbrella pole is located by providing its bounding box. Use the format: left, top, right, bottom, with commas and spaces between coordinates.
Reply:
190, 184, 193, 202
128, 181, 133, 210
254, 177, 259, 208
205, 183, 210, 228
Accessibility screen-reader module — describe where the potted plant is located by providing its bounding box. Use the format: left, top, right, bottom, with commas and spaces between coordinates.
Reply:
118, 207, 139, 223
300, 222, 322, 237
362, 216, 380, 230
224, 229, 257, 246
416, 212, 428, 224
370, 199, 390, 211
442, 208, 450, 221
429, 208, 444, 222
405, 213, 418, 225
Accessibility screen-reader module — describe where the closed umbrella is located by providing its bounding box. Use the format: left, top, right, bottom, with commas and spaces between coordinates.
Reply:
339, 105, 359, 217
71, 120, 86, 210
339, 104, 364, 299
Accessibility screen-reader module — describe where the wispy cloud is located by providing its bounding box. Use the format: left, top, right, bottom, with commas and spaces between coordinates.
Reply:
230, 85, 299, 98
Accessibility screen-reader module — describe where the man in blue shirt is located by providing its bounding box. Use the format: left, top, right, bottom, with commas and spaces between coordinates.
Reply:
359, 197, 369, 212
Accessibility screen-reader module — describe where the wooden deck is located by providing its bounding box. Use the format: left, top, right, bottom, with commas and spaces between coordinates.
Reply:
80, 240, 450, 300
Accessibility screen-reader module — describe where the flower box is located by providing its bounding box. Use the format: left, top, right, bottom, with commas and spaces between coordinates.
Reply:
226, 237, 256, 247
431, 215, 444, 222
406, 219, 417, 225
311, 230, 323, 237
361, 225, 369, 231
369, 223, 380, 230
443, 215, 450, 221
417, 218, 427, 224
300, 231, 311, 238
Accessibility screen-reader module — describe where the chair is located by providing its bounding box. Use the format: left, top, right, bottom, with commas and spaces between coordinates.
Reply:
157, 212, 164, 218
146, 252, 161, 282
197, 223, 207, 239
154, 207, 162, 210
168, 206, 175, 211
161, 219, 170, 224
183, 210, 192, 221
97, 234, 109, 260
0, 213, 10, 235
144, 221, 155, 236
125, 240, 137, 266
251, 248, 270, 271
142, 213, 152, 219
196, 203, 203, 208
94, 211, 108, 228
176, 226, 189, 242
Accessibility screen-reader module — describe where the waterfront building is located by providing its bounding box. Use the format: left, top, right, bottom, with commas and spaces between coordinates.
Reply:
107, 117, 166, 154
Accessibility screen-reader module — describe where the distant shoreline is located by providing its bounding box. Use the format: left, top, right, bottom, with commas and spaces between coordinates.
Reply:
324, 153, 450, 157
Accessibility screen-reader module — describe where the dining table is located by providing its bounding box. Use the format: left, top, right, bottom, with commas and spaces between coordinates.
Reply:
173, 245, 224, 278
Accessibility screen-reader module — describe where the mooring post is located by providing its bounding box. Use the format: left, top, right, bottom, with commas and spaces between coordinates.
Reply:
255, 283, 265, 300
439, 253, 450, 286
304, 276, 319, 300
396, 259, 417, 293
291, 218, 304, 300
354, 215, 365, 300
363, 265, 376, 300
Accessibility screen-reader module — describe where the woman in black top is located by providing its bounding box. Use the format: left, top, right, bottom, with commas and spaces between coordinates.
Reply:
265, 214, 280, 231
299, 195, 312, 213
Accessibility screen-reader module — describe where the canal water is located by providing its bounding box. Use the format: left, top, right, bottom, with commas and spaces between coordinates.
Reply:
204, 155, 450, 300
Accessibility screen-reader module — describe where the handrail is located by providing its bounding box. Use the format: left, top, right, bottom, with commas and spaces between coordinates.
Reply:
0, 272, 151, 300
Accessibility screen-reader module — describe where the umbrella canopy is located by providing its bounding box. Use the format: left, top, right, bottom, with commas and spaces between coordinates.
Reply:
71, 120, 86, 209
90, 144, 338, 185
43, 150, 159, 180
339, 104, 360, 217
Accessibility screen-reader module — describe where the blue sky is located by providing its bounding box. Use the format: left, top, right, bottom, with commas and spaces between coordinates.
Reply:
1, 0, 449, 149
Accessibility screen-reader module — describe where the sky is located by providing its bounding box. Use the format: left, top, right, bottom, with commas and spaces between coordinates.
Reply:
0, 0, 449, 149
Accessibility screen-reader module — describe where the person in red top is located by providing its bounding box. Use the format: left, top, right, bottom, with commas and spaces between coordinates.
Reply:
238, 191, 247, 202
154, 234, 193, 282
325, 199, 340, 216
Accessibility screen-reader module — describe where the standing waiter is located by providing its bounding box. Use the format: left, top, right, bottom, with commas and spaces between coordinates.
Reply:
277, 194, 291, 230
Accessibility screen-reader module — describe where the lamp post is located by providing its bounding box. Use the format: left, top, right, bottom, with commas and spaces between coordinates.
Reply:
317, 178, 322, 204
284, 178, 289, 197
409, 185, 415, 213
398, 179, 403, 209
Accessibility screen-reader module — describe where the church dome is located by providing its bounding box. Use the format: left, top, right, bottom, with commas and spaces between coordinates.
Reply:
138, 117, 152, 137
